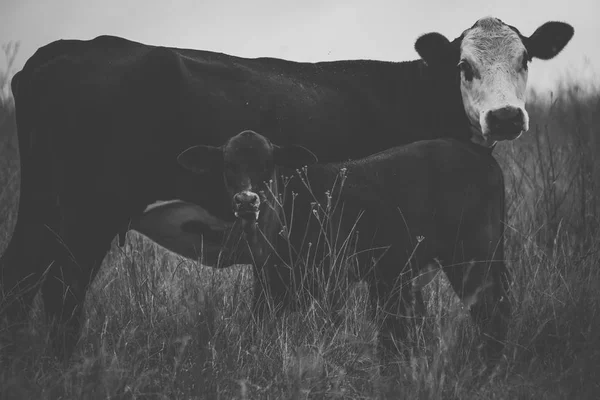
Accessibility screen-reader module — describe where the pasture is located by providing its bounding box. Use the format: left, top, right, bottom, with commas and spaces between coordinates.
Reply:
1, 50, 599, 398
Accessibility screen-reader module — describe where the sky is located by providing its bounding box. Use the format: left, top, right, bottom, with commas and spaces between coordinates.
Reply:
0, 0, 598, 93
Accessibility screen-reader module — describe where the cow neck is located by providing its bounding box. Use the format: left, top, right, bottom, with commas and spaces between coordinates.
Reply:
387, 59, 471, 142
466, 138, 497, 156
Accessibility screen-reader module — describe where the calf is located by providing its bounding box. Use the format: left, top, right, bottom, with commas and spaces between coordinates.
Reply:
178, 130, 510, 364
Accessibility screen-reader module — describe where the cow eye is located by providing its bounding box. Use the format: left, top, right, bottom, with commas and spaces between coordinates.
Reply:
458, 60, 474, 82
521, 52, 530, 71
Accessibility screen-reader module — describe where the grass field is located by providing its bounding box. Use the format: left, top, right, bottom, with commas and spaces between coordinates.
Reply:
1, 55, 599, 398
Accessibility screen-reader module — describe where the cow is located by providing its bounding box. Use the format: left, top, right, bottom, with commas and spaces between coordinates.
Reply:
177, 129, 510, 366
0, 17, 572, 359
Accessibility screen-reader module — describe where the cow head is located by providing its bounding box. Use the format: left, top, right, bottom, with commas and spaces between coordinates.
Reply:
415, 17, 574, 146
177, 130, 318, 226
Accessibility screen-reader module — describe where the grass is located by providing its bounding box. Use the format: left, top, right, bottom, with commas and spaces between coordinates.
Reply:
1, 56, 600, 398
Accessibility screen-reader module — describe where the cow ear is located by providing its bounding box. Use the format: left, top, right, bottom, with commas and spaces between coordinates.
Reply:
415, 32, 454, 67
177, 145, 223, 174
524, 22, 574, 60
273, 144, 318, 169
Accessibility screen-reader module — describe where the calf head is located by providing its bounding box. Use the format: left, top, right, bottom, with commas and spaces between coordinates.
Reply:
177, 130, 317, 227
415, 16, 574, 146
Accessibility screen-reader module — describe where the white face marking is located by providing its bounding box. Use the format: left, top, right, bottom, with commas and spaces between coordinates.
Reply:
459, 17, 530, 145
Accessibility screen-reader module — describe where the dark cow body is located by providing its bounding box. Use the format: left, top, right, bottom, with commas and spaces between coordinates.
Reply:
179, 131, 509, 364
1, 17, 571, 359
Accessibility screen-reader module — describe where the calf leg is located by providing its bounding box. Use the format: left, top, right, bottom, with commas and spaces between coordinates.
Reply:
251, 259, 294, 320
440, 242, 511, 366
367, 264, 415, 359
251, 266, 271, 320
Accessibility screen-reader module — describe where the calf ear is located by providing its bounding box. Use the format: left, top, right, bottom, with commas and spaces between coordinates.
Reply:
273, 144, 318, 169
415, 32, 455, 67
524, 22, 574, 60
177, 145, 223, 174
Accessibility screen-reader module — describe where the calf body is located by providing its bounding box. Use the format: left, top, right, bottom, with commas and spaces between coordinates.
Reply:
179, 131, 509, 364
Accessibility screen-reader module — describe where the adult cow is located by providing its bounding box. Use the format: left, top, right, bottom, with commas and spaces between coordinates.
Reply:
0, 17, 572, 359
177, 129, 509, 365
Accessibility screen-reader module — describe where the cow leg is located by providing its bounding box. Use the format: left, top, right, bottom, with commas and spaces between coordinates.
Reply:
1, 222, 58, 355
439, 241, 511, 366
1, 202, 61, 359
1, 223, 47, 317
40, 207, 116, 360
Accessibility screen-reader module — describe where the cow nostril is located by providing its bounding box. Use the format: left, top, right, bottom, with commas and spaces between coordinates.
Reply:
514, 108, 524, 122
507, 108, 523, 124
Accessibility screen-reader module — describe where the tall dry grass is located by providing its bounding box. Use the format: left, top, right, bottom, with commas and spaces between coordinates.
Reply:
0, 50, 599, 398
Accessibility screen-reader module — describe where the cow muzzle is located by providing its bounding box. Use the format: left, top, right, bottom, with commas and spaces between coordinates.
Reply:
483, 106, 527, 141
233, 190, 261, 221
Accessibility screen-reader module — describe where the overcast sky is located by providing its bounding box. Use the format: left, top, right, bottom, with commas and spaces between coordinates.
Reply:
1, 0, 598, 92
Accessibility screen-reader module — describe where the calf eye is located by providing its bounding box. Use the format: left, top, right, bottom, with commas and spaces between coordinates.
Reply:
458, 60, 474, 82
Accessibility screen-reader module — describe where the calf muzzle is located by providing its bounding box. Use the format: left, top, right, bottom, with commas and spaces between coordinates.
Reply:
233, 190, 260, 221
